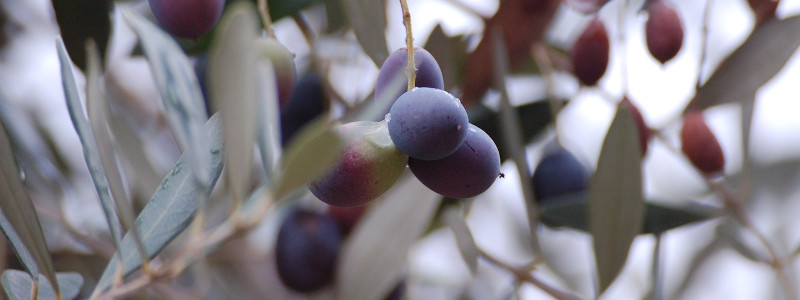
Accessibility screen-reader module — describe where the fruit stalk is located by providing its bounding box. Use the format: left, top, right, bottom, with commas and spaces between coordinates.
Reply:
399, 0, 416, 90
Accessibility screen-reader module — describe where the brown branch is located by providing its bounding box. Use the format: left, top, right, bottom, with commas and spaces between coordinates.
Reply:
478, 248, 581, 300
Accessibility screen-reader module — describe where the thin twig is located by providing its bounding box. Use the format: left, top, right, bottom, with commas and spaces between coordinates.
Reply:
399, 0, 416, 91
477, 248, 581, 300
651, 132, 796, 300
93, 191, 278, 299
292, 13, 316, 47
706, 180, 796, 300
257, 0, 276, 37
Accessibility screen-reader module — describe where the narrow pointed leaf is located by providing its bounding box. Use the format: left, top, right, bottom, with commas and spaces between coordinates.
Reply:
337, 173, 441, 300
93, 114, 224, 295
2, 270, 83, 300
57, 37, 123, 248
539, 192, 722, 234
491, 28, 541, 254
342, 0, 388, 66
589, 105, 645, 294
122, 10, 211, 186
86, 40, 147, 262
256, 60, 281, 179
442, 207, 479, 274
208, 2, 259, 204
692, 15, 800, 110
271, 119, 342, 200
0, 113, 58, 295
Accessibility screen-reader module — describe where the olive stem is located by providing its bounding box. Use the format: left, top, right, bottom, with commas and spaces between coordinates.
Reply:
399, 0, 416, 91
258, 0, 276, 38
478, 248, 581, 300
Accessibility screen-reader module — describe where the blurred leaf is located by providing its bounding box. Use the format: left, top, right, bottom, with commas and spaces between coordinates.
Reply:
0, 114, 58, 295
123, 10, 211, 186
424, 24, 468, 91
491, 26, 541, 254
539, 192, 721, 234
324, 0, 348, 33
51, 0, 110, 70
1, 270, 83, 300
468, 101, 552, 162
271, 119, 342, 200
344, 70, 405, 122
56, 38, 123, 246
442, 207, 478, 274
461, 0, 560, 107
267, 0, 319, 20
337, 173, 441, 300
256, 59, 281, 179
691, 15, 800, 110
93, 114, 224, 295
107, 111, 162, 197
342, 0, 388, 66
208, 2, 259, 205
86, 40, 147, 261
588, 104, 645, 294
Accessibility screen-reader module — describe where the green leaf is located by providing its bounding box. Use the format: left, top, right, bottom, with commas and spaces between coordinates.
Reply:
122, 10, 212, 186
51, 0, 110, 70
2, 270, 83, 300
92, 114, 225, 295
539, 192, 721, 234
208, 2, 260, 204
692, 15, 800, 110
271, 119, 342, 200
56, 38, 123, 247
0, 114, 58, 296
337, 173, 441, 300
342, 0, 389, 66
589, 104, 645, 294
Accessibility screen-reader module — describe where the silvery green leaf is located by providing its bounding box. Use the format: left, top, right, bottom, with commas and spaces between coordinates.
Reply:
56, 38, 123, 247
0, 105, 58, 296
92, 114, 224, 295
85, 39, 147, 262
2, 270, 83, 300
122, 10, 211, 186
